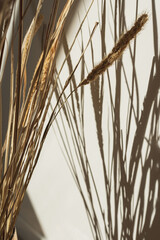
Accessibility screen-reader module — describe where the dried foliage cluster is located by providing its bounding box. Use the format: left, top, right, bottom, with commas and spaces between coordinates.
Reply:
0, 0, 156, 239
0, 0, 75, 239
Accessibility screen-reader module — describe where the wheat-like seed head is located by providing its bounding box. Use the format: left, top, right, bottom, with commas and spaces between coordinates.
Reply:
78, 13, 148, 87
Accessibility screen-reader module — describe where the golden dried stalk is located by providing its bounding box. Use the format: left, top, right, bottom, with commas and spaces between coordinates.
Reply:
40, 0, 74, 89
78, 13, 148, 87
21, 14, 44, 77
21, 0, 74, 128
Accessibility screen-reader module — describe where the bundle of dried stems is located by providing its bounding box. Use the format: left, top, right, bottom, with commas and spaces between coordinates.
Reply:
0, 0, 149, 239
0, 0, 75, 239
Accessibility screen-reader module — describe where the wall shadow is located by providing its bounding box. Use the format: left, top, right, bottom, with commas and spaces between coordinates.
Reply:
16, 193, 45, 240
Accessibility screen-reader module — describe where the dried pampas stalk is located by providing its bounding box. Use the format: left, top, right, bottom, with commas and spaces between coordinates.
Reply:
78, 13, 148, 87
20, 0, 74, 129
21, 14, 44, 76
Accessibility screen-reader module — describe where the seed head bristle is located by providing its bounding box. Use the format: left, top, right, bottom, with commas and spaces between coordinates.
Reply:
78, 13, 148, 87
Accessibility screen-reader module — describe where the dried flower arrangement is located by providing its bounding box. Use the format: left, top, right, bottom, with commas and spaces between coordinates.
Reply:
0, 0, 154, 239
